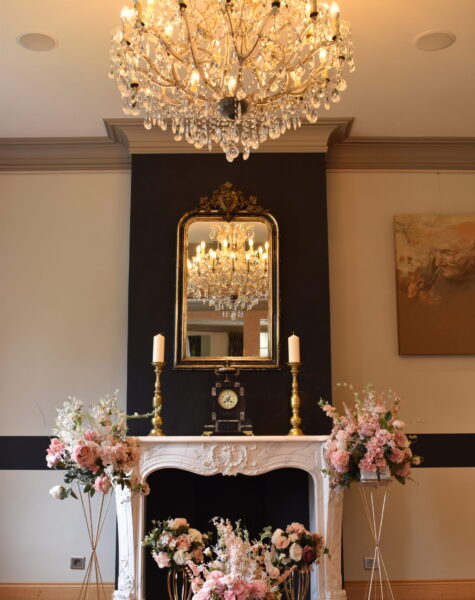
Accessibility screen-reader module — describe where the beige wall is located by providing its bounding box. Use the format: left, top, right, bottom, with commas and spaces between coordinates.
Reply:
326, 170, 475, 581
0, 170, 130, 582
1, 168, 474, 585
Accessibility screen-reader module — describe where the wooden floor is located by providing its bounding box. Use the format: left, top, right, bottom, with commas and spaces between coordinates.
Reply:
1, 580, 475, 599
345, 580, 475, 600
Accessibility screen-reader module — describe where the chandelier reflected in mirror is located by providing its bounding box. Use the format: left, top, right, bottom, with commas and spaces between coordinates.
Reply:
110, 0, 354, 161
187, 222, 269, 320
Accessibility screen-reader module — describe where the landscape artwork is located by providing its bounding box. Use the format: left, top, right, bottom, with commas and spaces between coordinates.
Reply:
394, 214, 475, 355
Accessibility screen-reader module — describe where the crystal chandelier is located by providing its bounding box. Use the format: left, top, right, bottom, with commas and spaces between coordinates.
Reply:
110, 0, 354, 162
187, 222, 269, 319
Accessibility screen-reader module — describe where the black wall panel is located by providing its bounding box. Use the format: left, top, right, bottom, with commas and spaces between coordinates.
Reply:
127, 153, 332, 436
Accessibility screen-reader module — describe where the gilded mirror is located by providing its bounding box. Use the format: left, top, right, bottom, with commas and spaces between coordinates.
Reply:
175, 182, 279, 368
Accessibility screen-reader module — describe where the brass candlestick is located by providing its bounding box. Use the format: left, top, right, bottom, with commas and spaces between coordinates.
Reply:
149, 362, 165, 436
288, 362, 304, 436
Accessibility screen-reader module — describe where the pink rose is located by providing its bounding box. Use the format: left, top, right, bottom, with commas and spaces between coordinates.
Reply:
301, 545, 317, 564
93, 474, 112, 494
169, 518, 189, 529
72, 441, 98, 469
84, 430, 99, 442
48, 438, 65, 454
191, 547, 204, 563
46, 452, 61, 468
153, 551, 171, 568
285, 522, 306, 536
176, 534, 191, 549
274, 535, 290, 549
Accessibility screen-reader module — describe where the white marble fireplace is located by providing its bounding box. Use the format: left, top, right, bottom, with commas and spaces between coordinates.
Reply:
114, 435, 346, 600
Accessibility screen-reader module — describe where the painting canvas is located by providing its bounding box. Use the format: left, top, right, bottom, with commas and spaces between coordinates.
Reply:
395, 214, 475, 355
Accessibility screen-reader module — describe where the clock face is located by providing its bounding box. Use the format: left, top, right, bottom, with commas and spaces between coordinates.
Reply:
217, 389, 239, 410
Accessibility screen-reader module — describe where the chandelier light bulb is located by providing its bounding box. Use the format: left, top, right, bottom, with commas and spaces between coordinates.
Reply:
110, 0, 354, 161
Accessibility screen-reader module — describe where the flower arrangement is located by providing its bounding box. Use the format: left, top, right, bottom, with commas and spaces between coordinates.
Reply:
187, 519, 287, 600
143, 518, 209, 569
267, 523, 327, 571
319, 383, 422, 488
46, 393, 150, 499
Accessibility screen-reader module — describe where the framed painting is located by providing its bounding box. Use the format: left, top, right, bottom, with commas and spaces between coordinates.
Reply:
395, 214, 475, 355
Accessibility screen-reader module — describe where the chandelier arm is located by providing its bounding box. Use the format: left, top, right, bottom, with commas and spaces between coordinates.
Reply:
171, 63, 211, 101
224, 3, 244, 62
240, 10, 275, 63
181, 10, 222, 95
138, 58, 176, 86
147, 28, 188, 64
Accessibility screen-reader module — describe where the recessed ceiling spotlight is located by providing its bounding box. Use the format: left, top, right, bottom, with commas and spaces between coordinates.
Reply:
414, 30, 456, 52
17, 32, 58, 52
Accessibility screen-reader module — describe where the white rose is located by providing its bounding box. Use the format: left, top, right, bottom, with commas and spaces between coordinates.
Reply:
271, 528, 284, 545
49, 485, 67, 500
173, 549, 189, 566
289, 543, 303, 562
288, 533, 298, 543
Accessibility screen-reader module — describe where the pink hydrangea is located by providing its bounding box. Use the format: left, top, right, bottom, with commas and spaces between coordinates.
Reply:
329, 449, 350, 473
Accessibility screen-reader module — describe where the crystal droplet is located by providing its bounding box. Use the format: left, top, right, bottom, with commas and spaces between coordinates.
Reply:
336, 78, 347, 92
144, 117, 153, 130
226, 147, 239, 162
243, 148, 250, 160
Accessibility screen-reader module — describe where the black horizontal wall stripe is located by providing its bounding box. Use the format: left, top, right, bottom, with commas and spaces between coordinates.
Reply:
0, 434, 474, 469
0, 436, 50, 470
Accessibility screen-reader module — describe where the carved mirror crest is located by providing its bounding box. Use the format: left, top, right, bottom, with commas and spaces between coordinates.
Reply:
175, 182, 279, 368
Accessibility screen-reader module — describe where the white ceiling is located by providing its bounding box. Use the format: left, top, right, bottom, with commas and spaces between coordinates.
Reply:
2, 0, 474, 139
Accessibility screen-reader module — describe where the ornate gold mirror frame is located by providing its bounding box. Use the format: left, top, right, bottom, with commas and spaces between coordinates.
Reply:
175, 182, 279, 369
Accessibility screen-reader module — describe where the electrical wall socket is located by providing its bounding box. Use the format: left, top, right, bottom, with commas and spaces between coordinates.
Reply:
70, 556, 86, 570
364, 557, 379, 570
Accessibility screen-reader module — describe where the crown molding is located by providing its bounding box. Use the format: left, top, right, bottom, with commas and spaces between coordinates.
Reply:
327, 136, 475, 170
103, 117, 354, 154
1, 121, 474, 171
0, 136, 130, 171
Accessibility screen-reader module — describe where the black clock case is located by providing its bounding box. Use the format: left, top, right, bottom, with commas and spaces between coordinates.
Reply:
203, 380, 253, 435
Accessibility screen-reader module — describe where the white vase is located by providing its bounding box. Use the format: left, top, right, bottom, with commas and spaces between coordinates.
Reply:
359, 466, 392, 482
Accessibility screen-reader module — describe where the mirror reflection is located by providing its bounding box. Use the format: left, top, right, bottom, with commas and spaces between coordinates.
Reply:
185, 219, 271, 358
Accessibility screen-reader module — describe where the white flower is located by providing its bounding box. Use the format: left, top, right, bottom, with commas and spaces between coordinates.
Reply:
204, 547, 212, 557
173, 549, 189, 566
271, 528, 284, 545
49, 485, 67, 500
392, 420, 405, 429
289, 543, 303, 562
288, 533, 298, 543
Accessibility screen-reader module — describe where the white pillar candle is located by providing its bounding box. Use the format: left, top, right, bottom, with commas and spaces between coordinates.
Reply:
153, 334, 165, 363
288, 334, 300, 363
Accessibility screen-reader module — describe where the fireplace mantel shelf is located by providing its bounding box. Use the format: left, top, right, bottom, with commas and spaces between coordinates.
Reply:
114, 435, 346, 600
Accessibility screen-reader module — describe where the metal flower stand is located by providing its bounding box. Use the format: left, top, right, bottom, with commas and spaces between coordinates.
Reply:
358, 479, 395, 600
76, 484, 113, 600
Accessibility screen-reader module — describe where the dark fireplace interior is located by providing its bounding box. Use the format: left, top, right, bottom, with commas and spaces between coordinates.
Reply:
145, 468, 310, 598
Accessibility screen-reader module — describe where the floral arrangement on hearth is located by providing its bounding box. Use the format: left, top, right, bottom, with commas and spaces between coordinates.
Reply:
47, 393, 150, 499
188, 519, 287, 600
144, 518, 328, 600
319, 383, 422, 488
266, 522, 327, 570
143, 518, 209, 569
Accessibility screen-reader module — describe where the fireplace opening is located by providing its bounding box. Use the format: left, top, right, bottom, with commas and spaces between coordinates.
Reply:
145, 467, 310, 598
